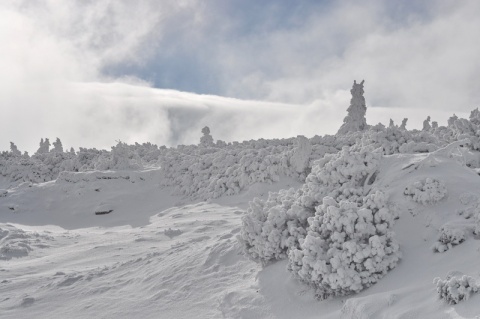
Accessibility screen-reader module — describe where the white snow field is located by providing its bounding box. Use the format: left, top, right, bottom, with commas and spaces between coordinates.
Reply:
3, 81, 480, 318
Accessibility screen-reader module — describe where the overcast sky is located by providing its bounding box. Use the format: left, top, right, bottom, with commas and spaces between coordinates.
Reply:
1, 0, 478, 152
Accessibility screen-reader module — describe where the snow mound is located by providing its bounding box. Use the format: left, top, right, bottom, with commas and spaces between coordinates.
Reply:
0, 224, 52, 260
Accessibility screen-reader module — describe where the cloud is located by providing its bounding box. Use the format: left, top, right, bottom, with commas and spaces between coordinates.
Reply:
0, 0, 478, 154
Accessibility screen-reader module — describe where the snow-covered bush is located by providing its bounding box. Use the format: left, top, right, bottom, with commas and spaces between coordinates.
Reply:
434, 274, 479, 304
241, 144, 383, 264
94, 141, 143, 171
241, 188, 310, 262
299, 145, 382, 205
288, 191, 400, 299
404, 178, 447, 204
159, 134, 336, 200
433, 225, 466, 253
289, 135, 312, 175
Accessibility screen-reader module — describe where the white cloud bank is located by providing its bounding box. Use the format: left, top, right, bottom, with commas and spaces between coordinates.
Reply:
0, 1, 477, 153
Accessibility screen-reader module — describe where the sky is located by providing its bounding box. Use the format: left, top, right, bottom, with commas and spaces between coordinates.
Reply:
1, 0, 479, 153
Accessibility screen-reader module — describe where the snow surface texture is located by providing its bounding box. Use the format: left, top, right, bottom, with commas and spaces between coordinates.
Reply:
3, 81, 480, 318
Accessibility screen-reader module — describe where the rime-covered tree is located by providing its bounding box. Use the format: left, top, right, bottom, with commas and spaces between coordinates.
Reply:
389, 119, 395, 128
400, 118, 408, 130
10, 142, 21, 156
338, 80, 368, 135
423, 116, 431, 131
470, 108, 480, 126
200, 126, 214, 147
35, 138, 50, 155
448, 114, 458, 127
52, 138, 64, 153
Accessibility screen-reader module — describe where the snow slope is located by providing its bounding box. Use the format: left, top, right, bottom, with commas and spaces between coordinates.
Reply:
2, 150, 480, 318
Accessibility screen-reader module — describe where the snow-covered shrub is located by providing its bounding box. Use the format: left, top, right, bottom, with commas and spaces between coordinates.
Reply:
404, 178, 447, 204
94, 141, 143, 171
434, 274, 479, 304
159, 135, 329, 200
289, 135, 312, 175
299, 145, 382, 205
241, 145, 383, 264
433, 225, 466, 253
240, 188, 311, 262
288, 191, 400, 299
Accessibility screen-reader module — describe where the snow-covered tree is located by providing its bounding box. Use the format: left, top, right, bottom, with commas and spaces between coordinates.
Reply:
338, 80, 368, 135
448, 114, 458, 127
470, 108, 480, 126
52, 138, 64, 153
9, 142, 21, 156
200, 126, 214, 147
35, 138, 50, 155
400, 118, 408, 130
423, 116, 431, 131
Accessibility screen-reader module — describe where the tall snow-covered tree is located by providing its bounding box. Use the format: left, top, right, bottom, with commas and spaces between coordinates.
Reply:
35, 138, 50, 155
400, 118, 408, 130
338, 80, 368, 135
10, 142, 21, 156
52, 138, 64, 153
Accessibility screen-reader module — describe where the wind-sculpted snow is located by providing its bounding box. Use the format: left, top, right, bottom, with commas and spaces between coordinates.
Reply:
0, 224, 53, 260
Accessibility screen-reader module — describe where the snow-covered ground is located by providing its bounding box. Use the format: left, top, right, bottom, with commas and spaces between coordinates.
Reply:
2, 151, 480, 318
3, 82, 480, 318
